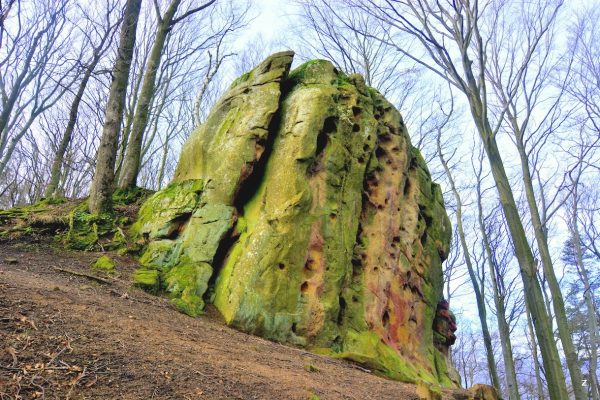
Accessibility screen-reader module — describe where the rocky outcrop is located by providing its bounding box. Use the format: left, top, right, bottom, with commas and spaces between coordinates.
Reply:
433, 300, 461, 387
133, 52, 455, 386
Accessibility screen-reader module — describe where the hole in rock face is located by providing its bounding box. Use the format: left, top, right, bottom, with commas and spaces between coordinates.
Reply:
291, 322, 297, 333
380, 133, 392, 143
337, 297, 347, 324
420, 231, 428, 245
308, 116, 338, 175
300, 281, 309, 293
304, 258, 314, 271
382, 310, 390, 328
278, 262, 285, 270
352, 123, 360, 132
351, 257, 362, 277
403, 180, 411, 196
329, 212, 337, 220
421, 211, 433, 228
323, 116, 338, 132
166, 212, 193, 239
409, 305, 417, 323
352, 106, 361, 117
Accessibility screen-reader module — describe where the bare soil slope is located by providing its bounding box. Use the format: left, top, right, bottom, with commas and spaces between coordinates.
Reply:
0, 241, 472, 400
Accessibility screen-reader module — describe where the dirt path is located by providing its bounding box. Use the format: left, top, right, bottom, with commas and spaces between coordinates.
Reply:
0, 241, 470, 400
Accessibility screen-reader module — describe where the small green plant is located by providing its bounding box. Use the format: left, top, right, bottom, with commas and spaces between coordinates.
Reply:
307, 392, 321, 400
304, 364, 320, 373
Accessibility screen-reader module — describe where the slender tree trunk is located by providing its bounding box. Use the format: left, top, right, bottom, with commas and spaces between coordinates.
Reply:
473, 113, 568, 400
45, 7, 118, 198
515, 141, 585, 400
45, 66, 96, 197
114, 42, 147, 184
525, 299, 545, 400
0, 26, 46, 140
475, 186, 520, 400
437, 134, 501, 391
570, 191, 600, 400
156, 139, 168, 189
452, 12, 568, 396
118, 0, 181, 189
88, 0, 142, 214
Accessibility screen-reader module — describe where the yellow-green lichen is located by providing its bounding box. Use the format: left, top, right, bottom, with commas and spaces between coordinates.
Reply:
133, 268, 160, 293
91, 255, 115, 273
129, 52, 456, 388
164, 262, 213, 317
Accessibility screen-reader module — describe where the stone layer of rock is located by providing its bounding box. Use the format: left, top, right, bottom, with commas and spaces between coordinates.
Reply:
133, 52, 454, 387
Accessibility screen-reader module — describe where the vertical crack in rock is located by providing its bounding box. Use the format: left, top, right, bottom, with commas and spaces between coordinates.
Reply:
132, 53, 455, 388
206, 70, 291, 301
132, 51, 294, 317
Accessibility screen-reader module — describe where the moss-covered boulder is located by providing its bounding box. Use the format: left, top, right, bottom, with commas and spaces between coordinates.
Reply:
134, 51, 455, 387
91, 255, 116, 273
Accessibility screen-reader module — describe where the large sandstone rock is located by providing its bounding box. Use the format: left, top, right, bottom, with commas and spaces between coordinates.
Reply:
133, 51, 455, 386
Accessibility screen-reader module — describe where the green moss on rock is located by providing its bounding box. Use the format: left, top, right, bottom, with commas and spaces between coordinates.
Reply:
91, 255, 116, 273
133, 268, 160, 293
131, 51, 455, 387
0, 187, 152, 252
164, 263, 212, 317
131, 179, 203, 241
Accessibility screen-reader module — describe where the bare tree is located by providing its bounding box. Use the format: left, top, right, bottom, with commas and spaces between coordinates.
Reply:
484, 2, 586, 393
192, 30, 234, 126
561, 130, 600, 400
89, 0, 143, 214
44, 0, 122, 198
117, 0, 217, 189
566, 5, 600, 136
294, 0, 412, 98
452, 324, 489, 389
0, 0, 75, 179
523, 300, 546, 400
436, 99, 501, 391
473, 146, 521, 400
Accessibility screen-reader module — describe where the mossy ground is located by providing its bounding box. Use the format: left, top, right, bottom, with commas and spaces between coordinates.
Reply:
0, 187, 152, 252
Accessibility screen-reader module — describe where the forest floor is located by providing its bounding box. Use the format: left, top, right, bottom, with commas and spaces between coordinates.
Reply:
0, 239, 475, 400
